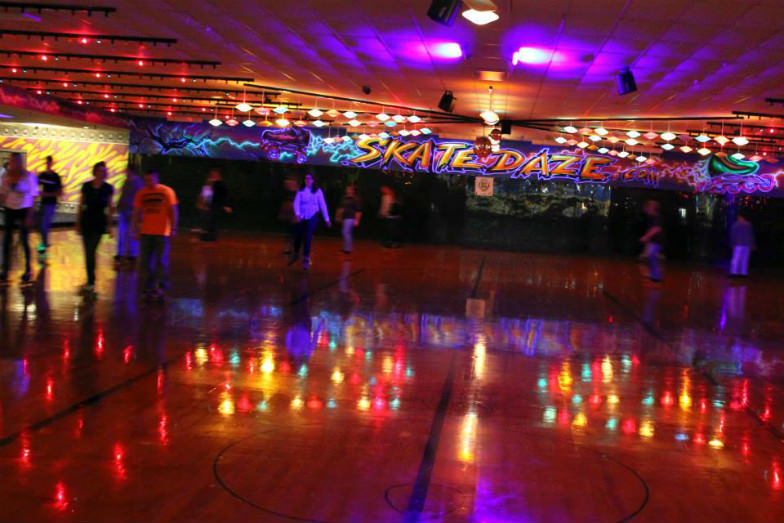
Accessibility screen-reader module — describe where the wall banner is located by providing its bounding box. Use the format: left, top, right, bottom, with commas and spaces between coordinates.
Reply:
130, 120, 784, 196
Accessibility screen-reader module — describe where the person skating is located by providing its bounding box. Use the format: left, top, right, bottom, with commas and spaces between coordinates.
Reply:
133, 170, 178, 301
336, 184, 361, 255
0, 152, 38, 283
729, 212, 755, 278
115, 166, 144, 268
36, 155, 62, 255
289, 173, 330, 269
640, 200, 663, 285
198, 169, 231, 242
77, 161, 114, 294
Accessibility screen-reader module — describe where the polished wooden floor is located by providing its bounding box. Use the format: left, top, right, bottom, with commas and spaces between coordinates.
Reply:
1, 231, 783, 522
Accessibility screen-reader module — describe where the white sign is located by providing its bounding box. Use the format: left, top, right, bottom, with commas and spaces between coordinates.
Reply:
475, 176, 494, 196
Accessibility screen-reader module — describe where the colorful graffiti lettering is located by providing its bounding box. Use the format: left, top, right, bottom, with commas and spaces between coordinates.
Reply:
129, 121, 784, 197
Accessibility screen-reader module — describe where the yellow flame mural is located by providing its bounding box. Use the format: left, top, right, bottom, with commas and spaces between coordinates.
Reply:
0, 137, 128, 207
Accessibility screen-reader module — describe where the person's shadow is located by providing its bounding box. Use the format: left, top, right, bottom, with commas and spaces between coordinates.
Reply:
284, 274, 323, 370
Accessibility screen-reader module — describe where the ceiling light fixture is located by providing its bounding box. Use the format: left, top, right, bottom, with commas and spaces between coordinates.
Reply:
348, 119, 361, 127
731, 151, 745, 160
392, 114, 406, 123
644, 131, 658, 140
312, 120, 326, 127
697, 147, 711, 156
225, 118, 239, 127
732, 136, 749, 146
242, 119, 255, 127
376, 112, 390, 121
661, 143, 674, 150
679, 145, 693, 153
209, 117, 222, 127
378, 131, 390, 139
607, 136, 619, 144
635, 154, 647, 163
308, 108, 323, 118
595, 126, 608, 136
598, 147, 609, 154
660, 131, 676, 141
695, 134, 711, 143
273, 105, 288, 114
618, 150, 630, 158
714, 135, 729, 146
343, 110, 357, 119
275, 117, 289, 127
625, 138, 638, 146
407, 114, 421, 123
420, 128, 432, 134
563, 125, 578, 133
480, 86, 499, 125
461, 8, 499, 26
554, 136, 567, 144
626, 130, 640, 138
399, 129, 410, 136
577, 141, 589, 148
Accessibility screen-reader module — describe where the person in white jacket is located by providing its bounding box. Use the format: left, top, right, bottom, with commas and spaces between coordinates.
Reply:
289, 173, 331, 269
0, 152, 38, 283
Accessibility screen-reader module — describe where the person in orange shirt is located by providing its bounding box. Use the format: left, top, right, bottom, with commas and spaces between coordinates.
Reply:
132, 170, 178, 300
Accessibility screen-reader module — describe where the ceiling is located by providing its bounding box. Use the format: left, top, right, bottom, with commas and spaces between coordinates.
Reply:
2, 0, 784, 148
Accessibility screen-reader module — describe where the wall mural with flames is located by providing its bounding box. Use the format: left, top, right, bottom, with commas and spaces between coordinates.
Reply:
130, 120, 784, 196
0, 134, 128, 209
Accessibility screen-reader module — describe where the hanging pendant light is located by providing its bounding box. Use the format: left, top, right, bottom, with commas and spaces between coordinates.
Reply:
376, 112, 390, 121
480, 86, 499, 125
679, 145, 693, 153
695, 134, 711, 143
235, 89, 252, 112
660, 131, 676, 141
209, 105, 222, 126
697, 147, 711, 156
275, 117, 290, 127
731, 151, 745, 160
563, 125, 578, 133
408, 114, 421, 123
595, 126, 608, 136
392, 114, 406, 123
308, 108, 323, 118
554, 136, 567, 144
343, 110, 357, 119
660, 143, 674, 150
312, 120, 326, 127
242, 119, 255, 127
626, 130, 640, 138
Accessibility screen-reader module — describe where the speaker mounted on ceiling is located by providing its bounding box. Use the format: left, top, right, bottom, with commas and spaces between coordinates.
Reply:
427, 0, 463, 26
617, 67, 637, 95
438, 90, 456, 112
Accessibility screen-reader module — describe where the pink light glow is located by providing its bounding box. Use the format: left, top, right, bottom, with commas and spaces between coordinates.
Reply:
431, 42, 463, 59
512, 46, 561, 66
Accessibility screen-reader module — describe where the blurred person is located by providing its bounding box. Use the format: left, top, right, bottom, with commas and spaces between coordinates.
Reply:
115, 166, 144, 267
77, 161, 114, 294
289, 173, 330, 270
729, 212, 755, 278
198, 169, 231, 242
640, 200, 663, 284
36, 155, 62, 254
0, 152, 38, 283
133, 170, 178, 301
379, 185, 401, 248
336, 184, 361, 254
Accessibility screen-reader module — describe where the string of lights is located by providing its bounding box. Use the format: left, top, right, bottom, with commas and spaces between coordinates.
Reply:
0, 29, 176, 46
0, 64, 253, 83
0, 49, 220, 68
0, 2, 116, 16
0, 76, 281, 95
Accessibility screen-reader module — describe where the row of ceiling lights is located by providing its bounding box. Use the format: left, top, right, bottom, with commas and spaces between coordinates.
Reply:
555, 126, 762, 160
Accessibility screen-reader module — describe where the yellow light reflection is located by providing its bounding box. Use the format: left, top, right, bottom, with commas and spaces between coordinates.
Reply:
261, 356, 275, 374
708, 437, 724, 449
572, 412, 587, 428
291, 396, 304, 409
601, 356, 613, 384
331, 368, 345, 383
382, 356, 393, 374
459, 411, 478, 463
639, 420, 655, 438
607, 394, 620, 404
473, 339, 486, 379
357, 396, 371, 411
218, 395, 235, 415
558, 361, 573, 391
194, 348, 208, 366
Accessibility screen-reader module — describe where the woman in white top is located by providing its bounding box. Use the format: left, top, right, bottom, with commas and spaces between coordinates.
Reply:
0, 152, 38, 283
289, 173, 331, 269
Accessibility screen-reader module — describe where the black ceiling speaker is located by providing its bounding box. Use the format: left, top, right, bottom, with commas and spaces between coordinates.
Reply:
427, 0, 462, 26
617, 66, 637, 95
500, 121, 512, 134
438, 90, 455, 112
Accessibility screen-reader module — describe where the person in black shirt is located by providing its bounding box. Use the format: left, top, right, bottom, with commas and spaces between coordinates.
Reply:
200, 169, 231, 242
640, 200, 663, 283
36, 155, 62, 254
77, 162, 114, 294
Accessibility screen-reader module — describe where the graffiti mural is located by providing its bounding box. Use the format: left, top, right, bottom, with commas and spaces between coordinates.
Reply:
0, 136, 128, 206
129, 120, 784, 196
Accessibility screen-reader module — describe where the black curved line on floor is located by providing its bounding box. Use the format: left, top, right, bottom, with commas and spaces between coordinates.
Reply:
212, 438, 329, 523
0, 268, 365, 448
403, 352, 458, 523
592, 450, 651, 523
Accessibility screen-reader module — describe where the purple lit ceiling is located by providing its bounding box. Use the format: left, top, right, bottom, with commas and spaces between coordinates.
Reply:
1, 0, 784, 140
